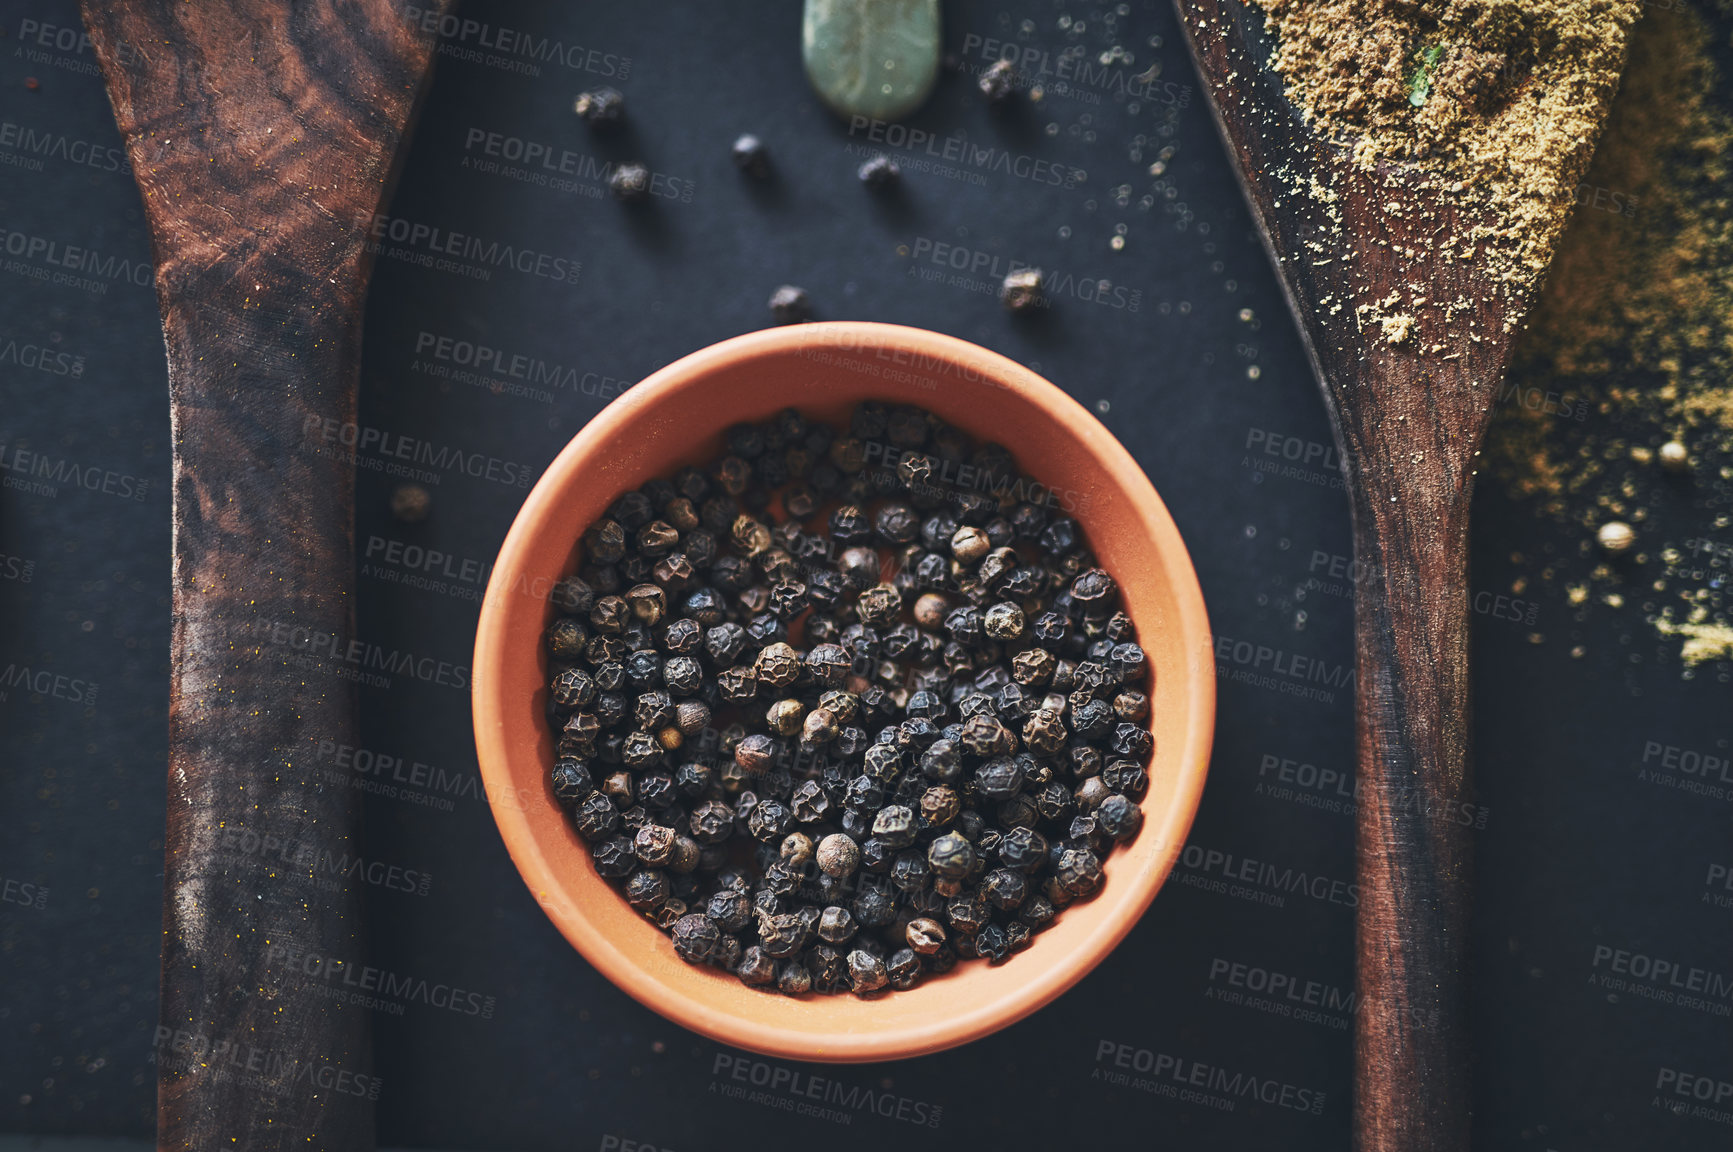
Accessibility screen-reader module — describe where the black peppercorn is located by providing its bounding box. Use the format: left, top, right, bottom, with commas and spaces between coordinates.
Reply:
574, 87, 624, 123
589, 595, 628, 635
639, 773, 679, 811
547, 618, 588, 662
746, 798, 794, 842
1095, 793, 1143, 841
960, 714, 1017, 759
846, 401, 886, 439
621, 731, 663, 769
690, 801, 735, 846
1075, 775, 1110, 813
997, 826, 1049, 873
827, 503, 871, 544
680, 587, 727, 626
703, 495, 743, 535
736, 946, 777, 986
974, 923, 1011, 964
661, 617, 702, 654
1102, 759, 1148, 801
946, 891, 990, 936
633, 823, 677, 867
776, 962, 812, 996
875, 502, 921, 544
660, 655, 703, 696
625, 869, 669, 910
733, 733, 778, 775
1010, 649, 1056, 688
572, 792, 620, 841
883, 407, 926, 447
1111, 722, 1154, 758
706, 889, 752, 934
973, 756, 1026, 802
978, 548, 1018, 590
550, 667, 598, 710
1039, 518, 1079, 555
978, 58, 1018, 103
1071, 567, 1117, 606
984, 602, 1026, 641
633, 689, 675, 731
725, 423, 765, 461
551, 758, 595, 803
732, 134, 770, 176
609, 160, 651, 201
914, 784, 957, 827
857, 154, 900, 188
847, 949, 889, 993
906, 917, 946, 954
592, 835, 637, 878
671, 913, 719, 964
768, 285, 810, 324
927, 832, 976, 880
758, 911, 810, 958
704, 622, 747, 665
717, 665, 759, 703
618, 647, 661, 686
553, 576, 598, 616
982, 868, 1029, 911
1069, 698, 1113, 741
817, 905, 857, 945
1056, 846, 1104, 898
872, 805, 918, 849
1112, 689, 1150, 722
852, 882, 897, 928
886, 948, 922, 991
848, 582, 896, 626
714, 459, 754, 501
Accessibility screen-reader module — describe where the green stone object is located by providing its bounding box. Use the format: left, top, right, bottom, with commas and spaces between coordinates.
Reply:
802, 0, 941, 122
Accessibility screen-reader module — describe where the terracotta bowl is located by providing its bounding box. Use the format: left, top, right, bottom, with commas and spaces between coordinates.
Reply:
473, 321, 1214, 1063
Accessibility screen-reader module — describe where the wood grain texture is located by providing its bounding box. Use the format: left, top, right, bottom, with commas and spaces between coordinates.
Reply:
77, 2, 447, 1148
1173, 1, 1538, 1147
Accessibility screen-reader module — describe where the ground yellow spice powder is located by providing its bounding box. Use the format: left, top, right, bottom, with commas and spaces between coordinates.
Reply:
1251, 0, 1642, 288
1484, 1, 1733, 668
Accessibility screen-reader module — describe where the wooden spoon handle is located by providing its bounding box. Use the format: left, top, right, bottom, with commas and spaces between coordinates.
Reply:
1349, 486, 1473, 1152
78, 3, 446, 1147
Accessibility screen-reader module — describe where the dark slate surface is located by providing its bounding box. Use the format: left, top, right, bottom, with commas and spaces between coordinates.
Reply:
0, 0, 1728, 1148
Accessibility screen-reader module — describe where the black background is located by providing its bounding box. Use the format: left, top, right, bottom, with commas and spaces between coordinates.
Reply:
1, 0, 1729, 1148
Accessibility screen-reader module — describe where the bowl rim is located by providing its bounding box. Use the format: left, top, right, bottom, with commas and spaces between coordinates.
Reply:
473, 320, 1214, 1062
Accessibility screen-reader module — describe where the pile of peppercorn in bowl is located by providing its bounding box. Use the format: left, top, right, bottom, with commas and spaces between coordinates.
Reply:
474, 322, 1213, 1062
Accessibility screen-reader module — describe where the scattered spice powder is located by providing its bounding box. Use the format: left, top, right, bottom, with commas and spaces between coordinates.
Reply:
1485, 1, 1733, 670
1250, 0, 1642, 289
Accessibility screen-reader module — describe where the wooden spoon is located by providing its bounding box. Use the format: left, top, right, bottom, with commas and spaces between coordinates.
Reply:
1172, 1, 1627, 1147
79, 2, 448, 1148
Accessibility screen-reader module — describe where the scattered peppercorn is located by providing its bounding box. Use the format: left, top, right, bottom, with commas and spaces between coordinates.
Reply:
768, 285, 811, 324
732, 133, 771, 178
979, 59, 1018, 103
573, 87, 624, 124
1000, 268, 1046, 312
541, 402, 1152, 995
857, 154, 901, 188
609, 161, 652, 202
